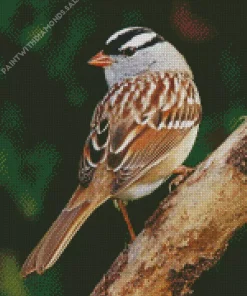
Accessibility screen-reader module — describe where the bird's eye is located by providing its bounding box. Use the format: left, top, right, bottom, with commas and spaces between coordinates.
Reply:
122, 47, 136, 56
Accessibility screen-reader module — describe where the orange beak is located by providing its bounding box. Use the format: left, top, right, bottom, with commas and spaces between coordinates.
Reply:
88, 51, 114, 67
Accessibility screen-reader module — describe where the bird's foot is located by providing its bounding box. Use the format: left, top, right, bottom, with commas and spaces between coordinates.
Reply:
169, 165, 195, 192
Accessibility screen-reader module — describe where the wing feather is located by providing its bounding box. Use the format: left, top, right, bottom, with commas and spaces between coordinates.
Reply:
111, 127, 190, 193
79, 71, 201, 194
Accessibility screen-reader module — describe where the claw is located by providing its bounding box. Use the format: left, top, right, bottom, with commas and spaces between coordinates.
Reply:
169, 165, 195, 192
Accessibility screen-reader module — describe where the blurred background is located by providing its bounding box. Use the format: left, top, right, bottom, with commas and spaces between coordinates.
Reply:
0, 0, 247, 295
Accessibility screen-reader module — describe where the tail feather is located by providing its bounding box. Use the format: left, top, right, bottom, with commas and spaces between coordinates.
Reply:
21, 186, 110, 277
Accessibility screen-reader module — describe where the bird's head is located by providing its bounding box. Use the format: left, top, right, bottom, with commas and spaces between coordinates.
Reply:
88, 27, 191, 87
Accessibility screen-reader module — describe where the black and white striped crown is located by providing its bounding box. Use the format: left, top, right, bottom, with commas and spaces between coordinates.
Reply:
103, 27, 164, 56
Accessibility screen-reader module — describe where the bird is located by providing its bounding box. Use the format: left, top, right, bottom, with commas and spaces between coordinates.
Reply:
21, 27, 202, 277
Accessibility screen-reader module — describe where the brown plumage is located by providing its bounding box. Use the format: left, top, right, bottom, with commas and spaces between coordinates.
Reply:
21, 70, 201, 277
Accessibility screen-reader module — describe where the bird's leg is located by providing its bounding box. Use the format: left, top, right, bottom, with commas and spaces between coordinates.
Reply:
169, 165, 195, 192
115, 199, 136, 242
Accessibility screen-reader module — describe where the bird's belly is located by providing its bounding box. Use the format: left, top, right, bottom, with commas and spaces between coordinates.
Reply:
117, 178, 165, 200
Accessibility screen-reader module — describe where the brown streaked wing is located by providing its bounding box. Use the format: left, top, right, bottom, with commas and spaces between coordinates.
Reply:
110, 125, 192, 193
105, 74, 201, 194
79, 72, 201, 194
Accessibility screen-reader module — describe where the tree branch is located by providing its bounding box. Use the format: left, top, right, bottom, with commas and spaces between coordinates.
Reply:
91, 121, 247, 296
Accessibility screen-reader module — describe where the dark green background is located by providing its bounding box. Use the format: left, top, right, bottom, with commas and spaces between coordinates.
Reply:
0, 0, 247, 295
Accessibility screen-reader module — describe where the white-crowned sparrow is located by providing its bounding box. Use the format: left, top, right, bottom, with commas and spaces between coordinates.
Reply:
21, 27, 201, 277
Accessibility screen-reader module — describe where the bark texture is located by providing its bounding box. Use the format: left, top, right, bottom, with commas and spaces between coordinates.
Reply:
91, 121, 247, 296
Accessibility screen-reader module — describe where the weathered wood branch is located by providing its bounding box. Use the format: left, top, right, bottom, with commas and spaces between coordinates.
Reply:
91, 121, 247, 296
